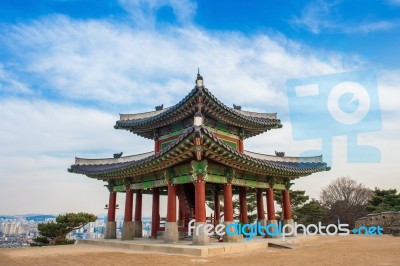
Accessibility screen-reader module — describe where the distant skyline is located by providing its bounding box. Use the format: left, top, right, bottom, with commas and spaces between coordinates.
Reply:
0, 0, 399, 216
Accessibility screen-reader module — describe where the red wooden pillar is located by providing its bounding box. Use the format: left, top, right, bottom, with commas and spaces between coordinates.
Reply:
238, 139, 244, 152
166, 185, 177, 222
151, 187, 160, 238
266, 188, 276, 220
195, 173, 206, 223
239, 187, 248, 224
154, 132, 161, 153
135, 190, 142, 222
154, 140, 161, 152
124, 190, 133, 222
178, 203, 186, 227
223, 184, 234, 222
178, 205, 184, 221
256, 189, 265, 221
282, 189, 293, 220
214, 188, 220, 225
108, 192, 117, 222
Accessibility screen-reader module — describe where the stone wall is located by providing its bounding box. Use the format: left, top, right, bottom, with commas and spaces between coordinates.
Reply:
355, 211, 400, 234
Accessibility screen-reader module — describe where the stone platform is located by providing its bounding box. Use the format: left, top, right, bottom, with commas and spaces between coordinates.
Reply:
78, 236, 318, 257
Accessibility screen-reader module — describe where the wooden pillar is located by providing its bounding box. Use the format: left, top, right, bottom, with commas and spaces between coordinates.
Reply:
266, 188, 276, 220
107, 192, 117, 222
105, 191, 117, 239
124, 190, 133, 222
165, 184, 178, 243
178, 205, 184, 221
135, 190, 142, 222
154, 140, 161, 152
256, 188, 265, 221
238, 139, 244, 152
214, 188, 220, 225
195, 173, 206, 223
154, 132, 160, 153
122, 189, 134, 240
282, 189, 292, 220
223, 184, 234, 222
166, 185, 177, 222
239, 187, 248, 224
151, 187, 160, 238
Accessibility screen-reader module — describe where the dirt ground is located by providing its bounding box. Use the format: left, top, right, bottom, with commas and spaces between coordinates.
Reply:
0, 235, 399, 266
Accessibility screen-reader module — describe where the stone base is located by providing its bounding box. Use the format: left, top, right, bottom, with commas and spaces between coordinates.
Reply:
223, 221, 238, 242
105, 221, 116, 239
177, 220, 185, 240
192, 222, 209, 245
79, 238, 271, 257
265, 220, 279, 238
121, 221, 134, 241
133, 221, 142, 238
283, 219, 295, 237
164, 222, 179, 243
257, 219, 266, 236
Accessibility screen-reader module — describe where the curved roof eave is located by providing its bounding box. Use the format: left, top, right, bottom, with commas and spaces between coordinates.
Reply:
68, 126, 329, 179
114, 86, 282, 139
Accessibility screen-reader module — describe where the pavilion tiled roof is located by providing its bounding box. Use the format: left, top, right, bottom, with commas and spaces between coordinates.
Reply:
68, 126, 329, 180
114, 86, 282, 139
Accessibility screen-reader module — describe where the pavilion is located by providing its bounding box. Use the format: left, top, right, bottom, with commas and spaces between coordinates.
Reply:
68, 72, 329, 245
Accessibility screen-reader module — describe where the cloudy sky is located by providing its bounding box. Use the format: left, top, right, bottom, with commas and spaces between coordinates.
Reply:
0, 0, 399, 216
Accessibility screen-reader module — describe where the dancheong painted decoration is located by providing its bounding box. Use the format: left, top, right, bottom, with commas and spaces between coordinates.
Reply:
68, 71, 330, 245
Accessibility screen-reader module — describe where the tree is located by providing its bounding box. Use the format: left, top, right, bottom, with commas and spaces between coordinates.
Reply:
367, 188, 400, 213
206, 190, 258, 223
232, 191, 258, 223
296, 199, 327, 225
326, 200, 369, 228
320, 177, 373, 228
34, 213, 97, 245
274, 190, 309, 220
320, 177, 373, 208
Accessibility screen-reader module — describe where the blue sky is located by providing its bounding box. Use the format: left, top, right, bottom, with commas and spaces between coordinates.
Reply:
1, 0, 400, 69
0, 0, 399, 215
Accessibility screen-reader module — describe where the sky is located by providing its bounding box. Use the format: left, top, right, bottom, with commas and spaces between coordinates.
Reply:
0, 0, 399, 216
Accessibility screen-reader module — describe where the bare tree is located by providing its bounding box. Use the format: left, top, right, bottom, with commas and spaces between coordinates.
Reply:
320, 176, 373, 208
320, 177, 373, 227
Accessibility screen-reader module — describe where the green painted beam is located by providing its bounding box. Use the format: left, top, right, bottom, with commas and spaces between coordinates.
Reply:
113, 175, 287, 191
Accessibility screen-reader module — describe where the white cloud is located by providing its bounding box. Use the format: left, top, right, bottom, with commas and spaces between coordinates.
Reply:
354, 20, 398, 34
0, 65, 32, 95
0, 99, 154, 215
386, 0, 400, 6
377, 69, 400, 112
0, 1, 399, 215
0, 99, 153, 157
118, 0, 197, 26
2, 15, 348, 111
290, 0, 399, 34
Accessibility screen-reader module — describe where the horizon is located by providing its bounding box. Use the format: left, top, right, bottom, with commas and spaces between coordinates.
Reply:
0, 0, 399, 215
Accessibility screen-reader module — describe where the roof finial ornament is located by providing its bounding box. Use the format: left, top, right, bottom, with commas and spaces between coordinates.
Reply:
155, 104, 163, 111
113, 152, 123, 158
196, 68, 204, 87
233, 104, 242, 110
